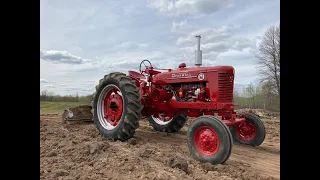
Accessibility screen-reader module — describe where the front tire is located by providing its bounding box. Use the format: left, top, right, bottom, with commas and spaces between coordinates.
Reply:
230, 113, 266, 146
92, 72, 142, 141
187, 116, 233, 165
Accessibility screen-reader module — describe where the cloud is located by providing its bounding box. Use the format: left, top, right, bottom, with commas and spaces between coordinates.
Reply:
232, 38, 257, 51
40, 49, 91, 64
171, 20, 192, 33
234, 64, 257, 75
40, 79, 48, 83
147, 0, 233, 15
200, 38, 256, 53
45, 85, 55, 88
175, 25, 240, 46
174, 23, 257, 63
115, 42, 149, 50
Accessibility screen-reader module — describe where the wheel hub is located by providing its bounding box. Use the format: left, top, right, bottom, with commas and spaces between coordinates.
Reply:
103, 89, 123, 127
194, 126, 220, 156
200, 131, 217, 150
236, 121, 257, 141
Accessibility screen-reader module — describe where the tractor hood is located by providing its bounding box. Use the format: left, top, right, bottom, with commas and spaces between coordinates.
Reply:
170, 65, 234, 73
152, 65, 235, 84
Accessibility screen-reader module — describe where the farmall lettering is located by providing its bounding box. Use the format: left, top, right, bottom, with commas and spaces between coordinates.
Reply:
171, 73, 192, 78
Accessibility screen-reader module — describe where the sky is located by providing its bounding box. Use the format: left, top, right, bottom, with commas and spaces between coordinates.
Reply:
40, 0, 280, 96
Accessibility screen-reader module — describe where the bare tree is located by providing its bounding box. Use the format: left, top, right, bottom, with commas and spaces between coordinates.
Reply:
254, 24, 280, 97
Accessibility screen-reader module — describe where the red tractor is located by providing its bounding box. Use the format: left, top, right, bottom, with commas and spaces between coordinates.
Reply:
91, 35, 266, 165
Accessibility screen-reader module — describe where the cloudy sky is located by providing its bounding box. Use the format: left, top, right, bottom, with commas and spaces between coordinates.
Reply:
40, 0, 280, 96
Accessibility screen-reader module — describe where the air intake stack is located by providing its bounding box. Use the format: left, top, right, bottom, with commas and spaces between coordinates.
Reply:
195, 35, 202, 67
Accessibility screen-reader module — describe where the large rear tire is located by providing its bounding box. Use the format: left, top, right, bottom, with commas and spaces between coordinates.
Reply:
147, 113, 187, 133
187, 116, 233, 165
230, 113, 266, 146
92, 72, 142, 141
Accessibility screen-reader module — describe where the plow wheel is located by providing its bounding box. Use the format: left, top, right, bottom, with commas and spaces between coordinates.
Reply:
230, 113, 266, 146
92, 72, 142, 141
187, 116, 233, 165
148, 113, 187, 133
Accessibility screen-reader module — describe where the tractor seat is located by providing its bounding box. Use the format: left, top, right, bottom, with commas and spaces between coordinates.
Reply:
128, 71, 147, 82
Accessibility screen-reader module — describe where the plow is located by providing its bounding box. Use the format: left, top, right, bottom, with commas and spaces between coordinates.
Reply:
62, 105, 92, 123
63, 35, 266, 165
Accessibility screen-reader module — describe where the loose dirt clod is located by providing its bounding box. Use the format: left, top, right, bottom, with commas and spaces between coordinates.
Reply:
201, 162, 215, 172
46, 151, 57, 157
167, 156, 189, 173
54, 169, 69, 178
128, 138, 137, 145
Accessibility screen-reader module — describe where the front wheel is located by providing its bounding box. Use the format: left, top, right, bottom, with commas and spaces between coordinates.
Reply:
230, 113, 266, 146
187, 116, 233, 165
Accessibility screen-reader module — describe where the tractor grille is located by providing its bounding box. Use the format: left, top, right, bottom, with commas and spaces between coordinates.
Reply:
218, 72, 234, 101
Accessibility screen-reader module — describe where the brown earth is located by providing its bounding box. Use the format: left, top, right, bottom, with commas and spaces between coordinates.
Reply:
40, 115, 280, 180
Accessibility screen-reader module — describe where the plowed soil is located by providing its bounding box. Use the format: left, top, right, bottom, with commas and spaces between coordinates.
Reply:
40, 116, 280, 180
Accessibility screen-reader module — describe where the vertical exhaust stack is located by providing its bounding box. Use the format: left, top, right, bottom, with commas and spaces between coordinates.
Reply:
195, 35, 202, 67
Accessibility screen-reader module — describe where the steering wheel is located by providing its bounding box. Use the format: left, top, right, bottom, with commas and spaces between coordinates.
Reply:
139, 60, 153, 74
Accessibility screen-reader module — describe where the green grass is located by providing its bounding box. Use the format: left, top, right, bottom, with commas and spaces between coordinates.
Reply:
40, 101, 91, 114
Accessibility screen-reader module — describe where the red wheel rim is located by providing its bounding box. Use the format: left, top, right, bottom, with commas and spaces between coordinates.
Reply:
235, 121, 257, 141
193, 126, 220, 156
103, 87, 123, 127
151, 113, 173, 125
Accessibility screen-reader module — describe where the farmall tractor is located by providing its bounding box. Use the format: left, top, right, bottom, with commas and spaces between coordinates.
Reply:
91, 35, 266, 165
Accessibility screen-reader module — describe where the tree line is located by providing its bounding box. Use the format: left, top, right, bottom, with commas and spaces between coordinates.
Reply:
40, 90, 93, 103
233, 82, 280, 112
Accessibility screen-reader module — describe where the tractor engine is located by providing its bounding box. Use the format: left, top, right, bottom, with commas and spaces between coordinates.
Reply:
171, 83, 207, 102
150, 82, 208, 103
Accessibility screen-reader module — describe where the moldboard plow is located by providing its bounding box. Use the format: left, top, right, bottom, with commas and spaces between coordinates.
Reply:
62, 105, 93, 123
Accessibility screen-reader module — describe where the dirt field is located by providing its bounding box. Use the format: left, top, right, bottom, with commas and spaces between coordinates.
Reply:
40, 115, 280, 180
